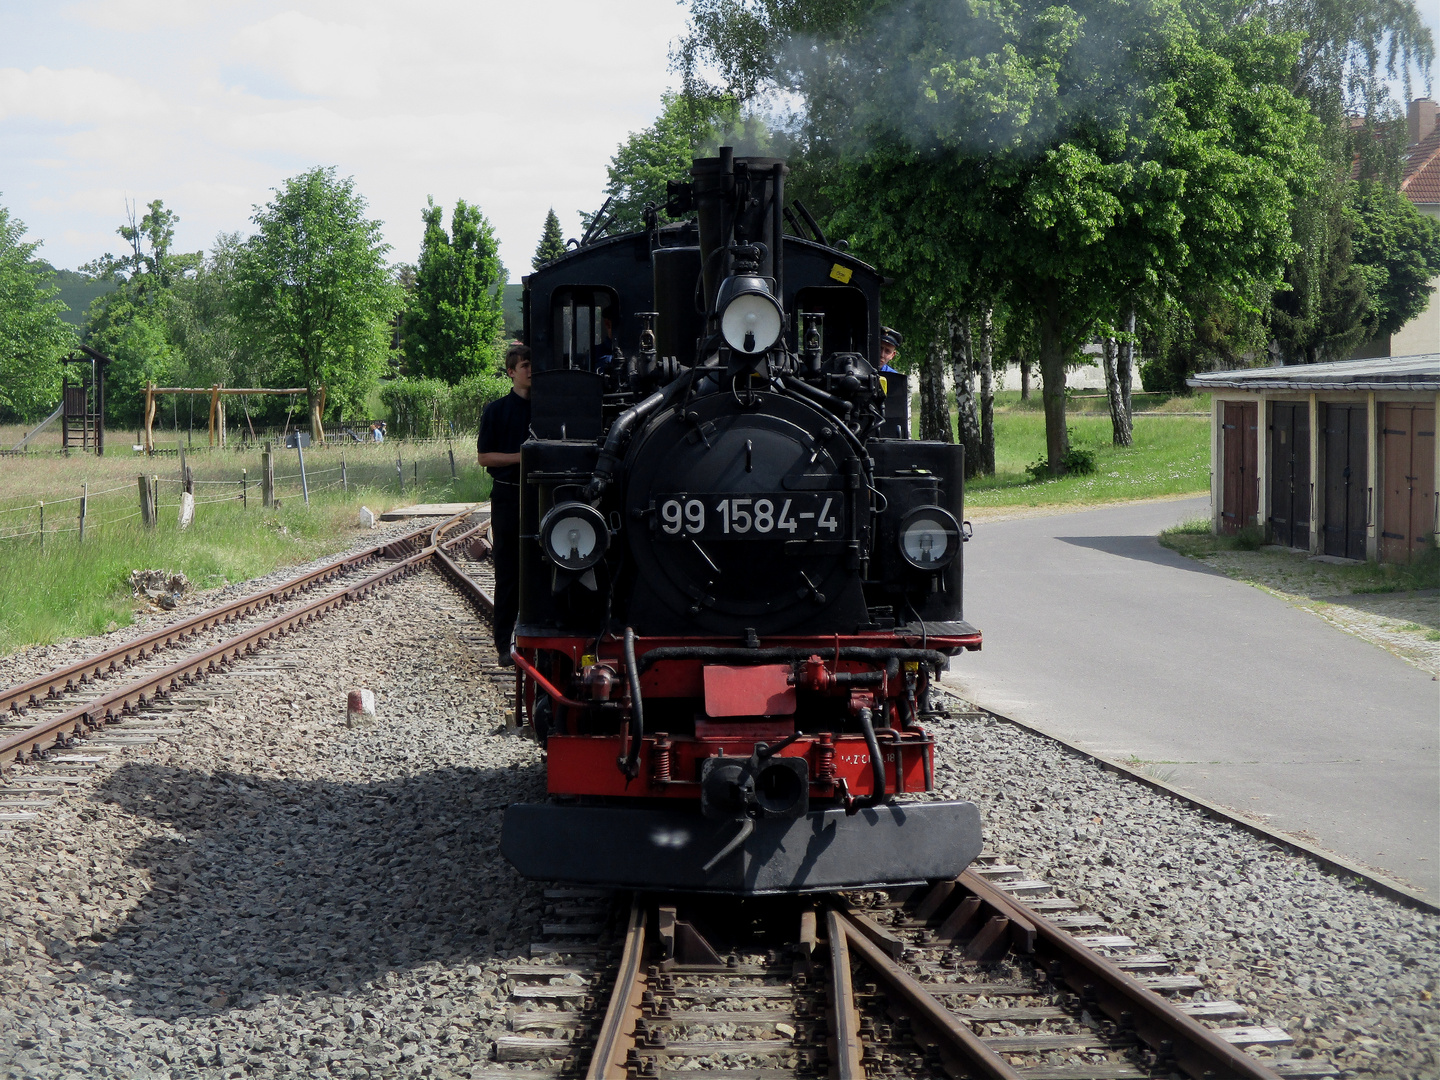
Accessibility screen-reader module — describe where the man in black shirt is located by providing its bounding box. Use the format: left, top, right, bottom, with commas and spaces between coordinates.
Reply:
478, 344, 532, 665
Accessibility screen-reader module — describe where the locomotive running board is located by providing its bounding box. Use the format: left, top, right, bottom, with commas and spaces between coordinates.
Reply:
500, 800, 983, 894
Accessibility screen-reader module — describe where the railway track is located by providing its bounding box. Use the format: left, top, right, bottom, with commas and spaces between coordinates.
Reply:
0, 509, 492, 791
492, 851, 1329, 1080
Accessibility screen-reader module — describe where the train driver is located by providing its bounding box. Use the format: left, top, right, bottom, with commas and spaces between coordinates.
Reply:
477, 343, 533, 667
879, 326, 903, 372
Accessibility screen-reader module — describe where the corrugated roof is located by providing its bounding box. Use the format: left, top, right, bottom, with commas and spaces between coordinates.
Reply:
1187, 354, 1440, 391
1402, 130, 1440, 204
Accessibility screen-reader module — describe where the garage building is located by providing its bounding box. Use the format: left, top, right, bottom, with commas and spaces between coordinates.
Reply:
1188, 356, 1439, 563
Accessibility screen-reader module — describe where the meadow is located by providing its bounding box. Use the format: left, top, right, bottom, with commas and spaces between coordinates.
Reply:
0, 435, 490, 655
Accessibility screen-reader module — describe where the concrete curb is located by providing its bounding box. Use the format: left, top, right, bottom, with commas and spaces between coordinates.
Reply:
951, 697, 1440, 916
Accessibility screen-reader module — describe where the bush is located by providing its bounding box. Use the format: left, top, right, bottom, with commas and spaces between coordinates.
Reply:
1024, 428, 1097, 481
379, 373, 508, 438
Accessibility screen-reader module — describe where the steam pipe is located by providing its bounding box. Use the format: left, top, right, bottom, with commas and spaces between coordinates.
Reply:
636, 645, 950, 674
857, 706, 886, 808
583, 387, 669, 501
620, 626, 644, 778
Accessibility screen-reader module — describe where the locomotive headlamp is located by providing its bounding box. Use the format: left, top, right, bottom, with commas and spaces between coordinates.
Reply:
717, 276, 784, 355
898, 505, 961, 571
539, 502, 609, 571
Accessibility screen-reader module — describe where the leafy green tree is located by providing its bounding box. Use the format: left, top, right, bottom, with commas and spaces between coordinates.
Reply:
0, 204, 76, 421
533, 209, 567, 269
695, 0, 1317, 473
167, 232, 250, 389
402, 197, 507, 384
589, 92, 764, 235
234, 168, 401, 441
79, 198, 200, 423
1349, 180, 1440, 338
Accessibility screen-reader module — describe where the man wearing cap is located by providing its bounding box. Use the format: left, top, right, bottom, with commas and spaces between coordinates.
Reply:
878, 327, 909, 438
478, 343, 532, 666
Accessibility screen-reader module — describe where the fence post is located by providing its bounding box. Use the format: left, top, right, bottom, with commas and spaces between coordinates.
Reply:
262, 442, 274, 508
413, 461, 418, 489
139, 475, 155, 528
178, 442, 186, 485
341, 451, 347, 492
396, 451, 404, 494
38, 501, 44, 553
297, 444, 310, 506
184, 462, 194, 495
241, 468, 247, 509
79, 482, 88, 544
448, 446, 456, 480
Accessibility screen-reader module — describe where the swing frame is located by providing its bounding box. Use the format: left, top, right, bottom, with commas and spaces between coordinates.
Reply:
142, 383, 308, 454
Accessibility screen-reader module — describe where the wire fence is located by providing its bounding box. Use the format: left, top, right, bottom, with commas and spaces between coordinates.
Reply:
0, 445, 476, 549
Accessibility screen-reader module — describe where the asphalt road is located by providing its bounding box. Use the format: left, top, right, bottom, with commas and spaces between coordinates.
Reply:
944, 495, 1440, 898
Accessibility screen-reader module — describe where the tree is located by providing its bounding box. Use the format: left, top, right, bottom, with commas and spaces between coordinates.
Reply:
80, 198, 200, 423
533, 209, 567, 269
700, 1, 1317, 473
1348, 180, 1440, 338
1270, 176, 1371, 363
167, 232, 248, 389
403, 197, 507, 384
0, 204, 75, 421
234, 168, 400, 441
588, 92, 762, 234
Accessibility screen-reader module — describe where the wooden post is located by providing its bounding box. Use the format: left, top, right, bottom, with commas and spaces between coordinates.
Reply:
262, 442, 274, 508
79, 482, 87, 544
241, 468, 247, 509
297, 444, 310, 506
448, 446, 457, 480
341, 452, 347, 492
209, 385, 220, 448
219, 392, 226, 449
38, 501, 43, 553
139, 475, 155, 528
178, 442, 186, 487
396, 451, 404, 493
144, 383, 155, 454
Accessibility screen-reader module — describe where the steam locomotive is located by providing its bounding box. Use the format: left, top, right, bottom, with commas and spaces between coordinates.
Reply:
499, 150, 983, 894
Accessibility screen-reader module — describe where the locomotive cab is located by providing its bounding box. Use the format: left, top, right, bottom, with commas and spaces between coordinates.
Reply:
500, 150, 982, 894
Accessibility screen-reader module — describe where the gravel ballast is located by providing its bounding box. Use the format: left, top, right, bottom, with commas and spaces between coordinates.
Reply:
0, 568, 548, 1080
926, 693, 1440, 1079
1, 573, 1436, 1077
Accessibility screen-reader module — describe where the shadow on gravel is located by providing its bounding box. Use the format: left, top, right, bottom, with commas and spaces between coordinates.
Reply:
1056, 534, 1229, 574
71, 758, 548, 1017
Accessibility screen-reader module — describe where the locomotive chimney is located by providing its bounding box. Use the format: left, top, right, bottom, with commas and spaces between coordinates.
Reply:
691, 150, 788, 332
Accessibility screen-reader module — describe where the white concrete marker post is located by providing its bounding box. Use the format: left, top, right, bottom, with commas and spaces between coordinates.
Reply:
347, 689, 377, 728
178, 491, 195, 530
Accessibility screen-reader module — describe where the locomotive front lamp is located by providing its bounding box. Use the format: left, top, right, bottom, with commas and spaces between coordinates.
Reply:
539, 502, 609, 571
717, 276, 784, 355
898, 505, 961, 571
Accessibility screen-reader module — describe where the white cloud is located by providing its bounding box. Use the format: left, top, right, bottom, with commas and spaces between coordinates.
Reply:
0, 0, 696, 276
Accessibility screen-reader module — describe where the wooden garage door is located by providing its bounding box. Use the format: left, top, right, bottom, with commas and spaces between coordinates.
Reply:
1268, 402, 1309, 549
1221, 402, 1258, 535
1322, 404, 1368, 560
1380, 404, 1436, 563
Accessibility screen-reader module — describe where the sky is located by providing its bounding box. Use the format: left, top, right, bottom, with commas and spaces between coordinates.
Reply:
5, 0, 1440, 286
0, 0, 694, 282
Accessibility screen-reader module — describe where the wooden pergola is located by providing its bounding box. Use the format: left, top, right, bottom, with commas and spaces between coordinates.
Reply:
143, 383, 310, 453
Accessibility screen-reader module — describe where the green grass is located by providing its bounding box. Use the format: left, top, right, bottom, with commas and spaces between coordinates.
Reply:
964, 411, 1210, 509
0, 443, 491, 656
1159, 516, 1440, 594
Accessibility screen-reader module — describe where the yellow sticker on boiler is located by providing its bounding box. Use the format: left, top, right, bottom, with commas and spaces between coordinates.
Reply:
829, 263, 853, 283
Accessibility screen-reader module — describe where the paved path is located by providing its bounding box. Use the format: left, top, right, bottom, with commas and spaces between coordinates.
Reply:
944, 496, 1440, 898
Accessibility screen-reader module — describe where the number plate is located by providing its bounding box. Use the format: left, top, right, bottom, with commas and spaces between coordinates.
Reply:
655, 493, 843, 539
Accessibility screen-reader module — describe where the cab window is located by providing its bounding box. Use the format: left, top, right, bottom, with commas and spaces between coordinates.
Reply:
552, 287, 619, 371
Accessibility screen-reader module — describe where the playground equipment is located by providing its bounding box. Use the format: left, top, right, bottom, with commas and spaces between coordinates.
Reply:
142, 384, 308, 453
7, 346, 111, 455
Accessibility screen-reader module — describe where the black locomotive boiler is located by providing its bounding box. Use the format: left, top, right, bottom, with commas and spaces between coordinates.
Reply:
499, 150, 983, 894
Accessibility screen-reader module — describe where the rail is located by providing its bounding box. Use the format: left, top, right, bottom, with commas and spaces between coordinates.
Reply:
0, 509, 490, 772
